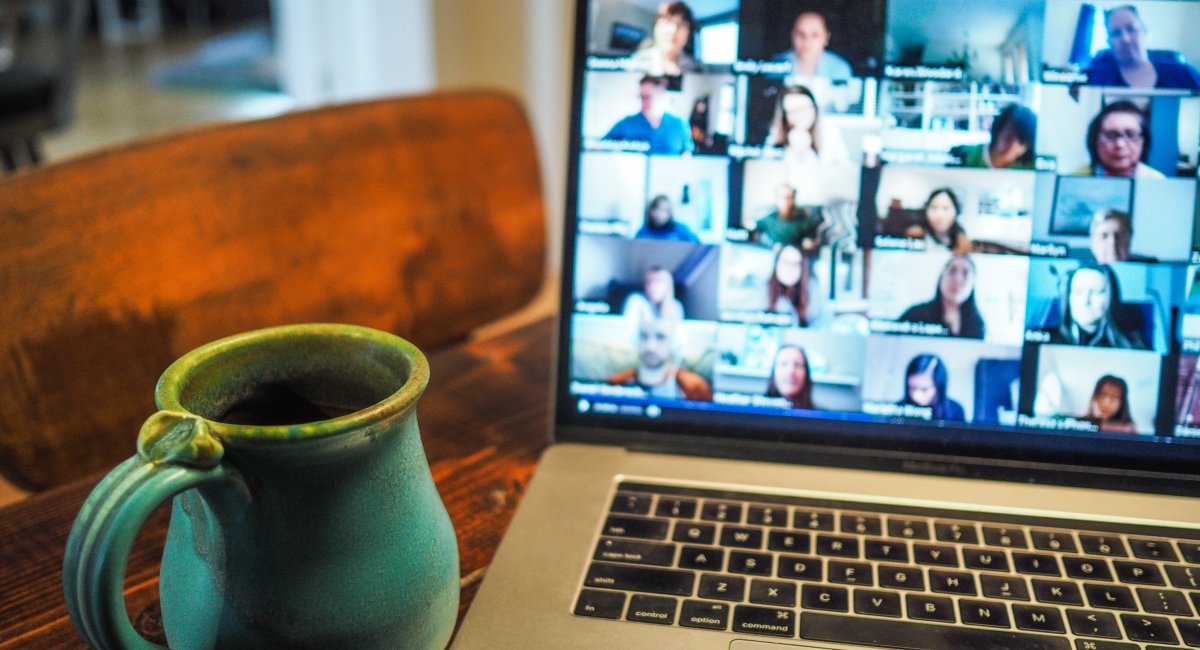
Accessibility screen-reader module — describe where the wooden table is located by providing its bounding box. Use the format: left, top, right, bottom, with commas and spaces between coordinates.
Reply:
0, 317, 554, 648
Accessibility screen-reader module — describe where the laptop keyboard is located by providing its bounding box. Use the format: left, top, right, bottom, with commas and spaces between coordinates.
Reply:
572, 481, 1200, 649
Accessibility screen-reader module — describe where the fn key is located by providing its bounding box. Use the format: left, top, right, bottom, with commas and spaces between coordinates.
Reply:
574, 589, 626, 619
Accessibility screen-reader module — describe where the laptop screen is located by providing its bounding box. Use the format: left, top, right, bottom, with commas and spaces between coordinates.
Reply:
557, 0, 1200, 480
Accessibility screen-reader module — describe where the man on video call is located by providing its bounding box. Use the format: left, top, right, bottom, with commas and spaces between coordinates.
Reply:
607, 316, 712, 401
603, 75, 694, 155
772, 11, 852, 79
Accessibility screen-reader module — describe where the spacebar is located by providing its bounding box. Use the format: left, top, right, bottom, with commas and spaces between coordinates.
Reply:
800, 613, 1071, 650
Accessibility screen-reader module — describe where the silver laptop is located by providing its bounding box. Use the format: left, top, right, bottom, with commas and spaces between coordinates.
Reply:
456, 1, 1200, 647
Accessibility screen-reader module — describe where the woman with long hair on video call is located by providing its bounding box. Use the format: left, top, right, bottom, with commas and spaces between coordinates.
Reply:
768, 84, 848, 165
767, 244, 814, 327
899, 255, 986, 339
916, 188, 971, 253
1073, 100, 1164, 179
766, 345, 814, 409
1080, 374, 1136, 434
899, 354, 965, 422
1050, 265, 1148, 350
631, 1, 702, 76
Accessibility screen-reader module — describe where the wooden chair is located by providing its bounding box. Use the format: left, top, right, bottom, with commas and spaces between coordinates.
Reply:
0, 91, 546, 491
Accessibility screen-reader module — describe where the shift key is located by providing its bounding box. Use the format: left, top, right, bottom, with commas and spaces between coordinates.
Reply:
585, 562, 695, 596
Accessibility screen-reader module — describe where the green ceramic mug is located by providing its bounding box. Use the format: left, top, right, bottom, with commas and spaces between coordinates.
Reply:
63, 324, 459, 649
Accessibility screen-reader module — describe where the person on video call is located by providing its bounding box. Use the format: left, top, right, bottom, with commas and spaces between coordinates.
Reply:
898, 354, 966, 422
767, 85, 849, 165
904, 188, 971, 254
606, 316, 712, 400
623, 266, 686, 323
1085, 5, 1200, 90
1050, 265, 1148, 349
767, 345, 815, 409
771, 11, 852, 79
635, 195, 699, 242
898, 255, 986, 339
604, 75, 694, 155
1080, 374, 1137, 433
630, 2, 702, 77
767, 244, 819, 327
752, 184, 819, 249
1088, 209, 1154, 264
1072, 101, 1163, 179
949, 104, 1038, 170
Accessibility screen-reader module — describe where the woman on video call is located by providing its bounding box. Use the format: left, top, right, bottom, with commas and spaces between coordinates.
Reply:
949, 104, 1037, 170
767, 85, 848, 165
915, 188, 971, 254
767, 345, 814, 409
1085, 5, 1200, 90
635, 195, 699, 242
767, 244, 818, 327
1050, 265, 1148, 349
899, 354, 966, 422
1080, 374, 1137, 434
1072, 101, 1164, 179
898, 255, 986, 339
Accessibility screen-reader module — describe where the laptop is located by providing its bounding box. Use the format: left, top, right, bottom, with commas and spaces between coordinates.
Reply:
455, 0, 1200, 647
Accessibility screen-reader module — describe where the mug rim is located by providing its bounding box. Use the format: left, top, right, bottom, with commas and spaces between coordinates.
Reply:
154, 323, 429, 442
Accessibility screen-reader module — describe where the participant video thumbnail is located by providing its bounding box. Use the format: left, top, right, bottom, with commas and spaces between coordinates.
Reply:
735, 78, 880, 166
1176, 349, 1200, 437
573, 235, 721, 321
860, 335, 1022, 425
1040, 1, 1200, 90
1024, 259, 1185, 354
736, 158, 861, 234
712, 323, 867, 413
569, 313, 719, 402
884, 0, 1046, 84
585, 0, 743, 74
582, 71, 736, 155
734, 0, 885, 79
868, 250, 1030, 345
1030, 173, 1195, 263
1026, 344, 1161, 435
869, 165, 1036, 254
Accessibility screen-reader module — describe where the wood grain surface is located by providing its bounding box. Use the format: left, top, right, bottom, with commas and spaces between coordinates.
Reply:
0, 317, 554, 649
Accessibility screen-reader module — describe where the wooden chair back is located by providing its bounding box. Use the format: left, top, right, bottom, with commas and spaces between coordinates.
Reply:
0, 91, 545, 490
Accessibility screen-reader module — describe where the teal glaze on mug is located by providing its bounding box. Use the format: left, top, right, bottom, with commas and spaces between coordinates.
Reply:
63, 324, 459, 649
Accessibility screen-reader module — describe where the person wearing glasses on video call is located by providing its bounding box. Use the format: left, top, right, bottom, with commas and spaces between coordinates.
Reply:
630, 2, 702, 77
1085, 5, 1200, 90
1071, 100, 1164, 179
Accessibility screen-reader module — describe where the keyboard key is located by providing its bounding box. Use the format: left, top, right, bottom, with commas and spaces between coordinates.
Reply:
701, 501, 742, 523
793, 509, 834, 531
584, 563, 695, 596
732, 604, 796, 637
625, 594, 677, 625
1012, 604, 1066, 634
672, 522, 715, 545
887, 518, 930, 540
801, 584, 848, 612
865, 539, 910, 563
574, 589, 626, 619
854, 589, 902, 617
1166, 564, 1200, 589
603, 515, 669, 540
980, 574, 1030, 601
1032, 579, 1083, 605
1071, 641, 1137, 650
767, 530, 810, 553
750, 579, 796, 607
841, 513, 882, 536
1080, 535, 1127, 558
815, 534, 859, 558
1083, 584, 1137, 611
913, 543, 958, 567
963, 548, 1010, 572
1064, 556, 1113, 581
1178, 617, 1200, 647
1112, 560, 1163, 585
1013, 552, 1060, 576
777, 555, 822, 581
878, 564, 924, 591
929, 569, 976, 595
697, 574, 744, 601
678, 545, 723, 571
1031, 529, 1077, 553
1066, 608, 1121, 638
1129, 538, 1178, 562
719, 526, 762, 549
678, 600, 728, 630
800, 612, 1072, 650
934, 520, 979, 544
1135, 587, 1192, 616
654, 498, 696, 519
906, 594, 956, 623
959, 599, 1010, 628
728, 551, 771, 576
1119, 613, 1179, 645
1180, 541, 1200, 564
610, 493, 652, 515
746, 505, 785, 527
594, 538, 675, 566
983, 526, 1028, 549
828, 561, 873, 586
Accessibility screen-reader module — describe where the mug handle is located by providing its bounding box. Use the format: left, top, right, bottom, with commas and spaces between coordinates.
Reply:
64, 411, 238, 650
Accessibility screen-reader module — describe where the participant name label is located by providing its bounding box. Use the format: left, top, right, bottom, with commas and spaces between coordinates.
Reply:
578, 220, 629, 237
733, 60, 792, 75
1041, 68, 1089, 84
881, 150, 957, 166
1028, 241, 1068, 258
874, 235, 927, 251
584, 138, 650, 153
885, 65, 964, 81
574, 300, 611, 315
870, 320, 948, 337
721, 310, 795, 326
863, 401, 933, 420
1018, 414, 1099, 432
570, 381, 646, 399
714, 392, 792, 409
